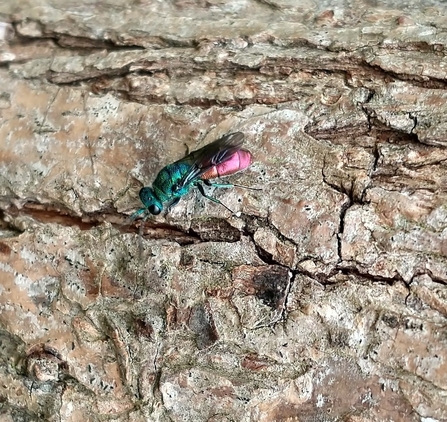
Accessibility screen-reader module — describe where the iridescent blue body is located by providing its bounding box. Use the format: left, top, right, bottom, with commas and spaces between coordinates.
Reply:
149, 162, 193, 204
137, 132, 252, 216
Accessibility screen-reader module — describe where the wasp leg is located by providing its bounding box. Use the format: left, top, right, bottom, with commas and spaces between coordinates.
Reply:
108, 208, 146, 238
106, 207, 148, 256
203, 179, 234, 189
203, 179, 261, 191
129, 207, 147, 221
167, 197, 181, 211
196, 183, 235, 214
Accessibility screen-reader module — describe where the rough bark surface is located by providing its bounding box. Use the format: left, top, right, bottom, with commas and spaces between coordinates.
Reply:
1, 1, 447, 421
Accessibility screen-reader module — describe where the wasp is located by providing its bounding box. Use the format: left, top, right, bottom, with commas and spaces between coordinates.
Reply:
136, 132, 253, 216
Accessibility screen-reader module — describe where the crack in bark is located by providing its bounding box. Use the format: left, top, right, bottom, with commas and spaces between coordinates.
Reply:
13, 20, 147, 50
2, 132, 436, 289
246, 213, 300, 252
252, 0, 283, 11
1, 202, 201, 245
2, 198, 416, 286
149, 341, 164, 411
336, 200, 352, 265
8, 29, 447, 113
361, 58, 447, 90
409, 112, 418, 135
335, 264, 407, 286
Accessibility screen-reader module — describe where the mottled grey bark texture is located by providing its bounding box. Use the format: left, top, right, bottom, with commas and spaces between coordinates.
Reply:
1, 1, 447, 421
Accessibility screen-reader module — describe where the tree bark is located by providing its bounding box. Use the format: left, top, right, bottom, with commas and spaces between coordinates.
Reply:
1, 1, 447, 421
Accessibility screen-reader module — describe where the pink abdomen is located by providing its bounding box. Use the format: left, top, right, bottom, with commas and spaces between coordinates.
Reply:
201, 149, 252, 180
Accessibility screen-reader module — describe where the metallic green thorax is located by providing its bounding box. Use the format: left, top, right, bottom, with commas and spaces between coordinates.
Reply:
138, 161, 194, 215
152, 162, 193, 202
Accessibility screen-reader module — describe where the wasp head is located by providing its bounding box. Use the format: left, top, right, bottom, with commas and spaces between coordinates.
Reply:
139, 187, 163, 215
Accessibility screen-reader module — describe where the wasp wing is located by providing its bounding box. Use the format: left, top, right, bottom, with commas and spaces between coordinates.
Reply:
176, 132, 245, 188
